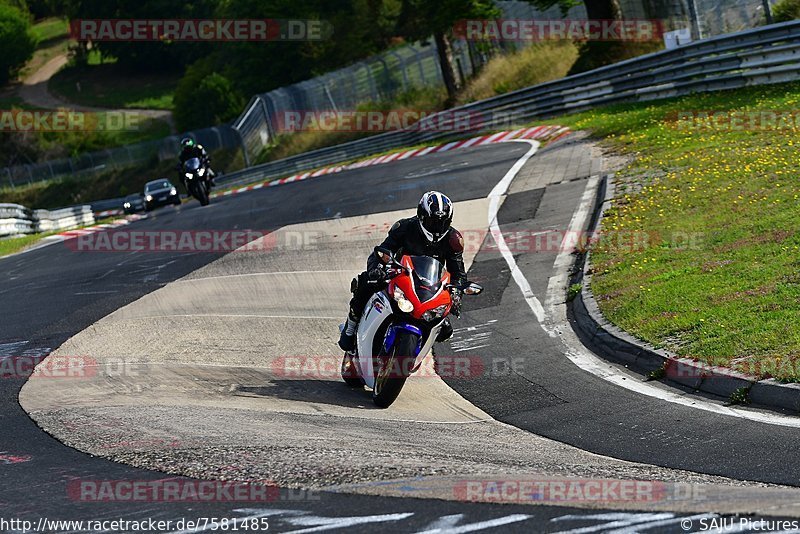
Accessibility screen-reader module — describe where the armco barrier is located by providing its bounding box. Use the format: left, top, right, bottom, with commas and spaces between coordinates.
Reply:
0, 204, 36, 237
0, 203, 94, 238
35, 206, 94, 233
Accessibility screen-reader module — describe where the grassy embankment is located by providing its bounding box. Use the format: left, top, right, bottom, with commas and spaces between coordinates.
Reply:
49, 51, 177, 111
543, 82, 800, 382
255, 41, 579, 165
0, 232, 57, 258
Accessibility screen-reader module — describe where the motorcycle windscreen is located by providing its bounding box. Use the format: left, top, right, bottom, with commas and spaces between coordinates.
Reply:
409, 255, 446, 303
184, 157, 201, 172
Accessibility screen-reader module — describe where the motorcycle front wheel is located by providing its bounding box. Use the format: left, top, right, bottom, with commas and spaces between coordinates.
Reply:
372, 331, 418, 408
190, 181, 210, 206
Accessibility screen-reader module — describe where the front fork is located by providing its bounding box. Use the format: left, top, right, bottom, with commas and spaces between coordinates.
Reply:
383, 323, 423, 355
374, 323, 424, 382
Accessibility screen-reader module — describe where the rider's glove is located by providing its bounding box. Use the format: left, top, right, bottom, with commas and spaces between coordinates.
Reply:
450, 287, 463, 317
366, 266, 386, 284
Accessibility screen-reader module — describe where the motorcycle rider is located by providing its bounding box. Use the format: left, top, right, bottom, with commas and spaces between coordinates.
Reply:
338, 191, 467, 352
178, 137, 216, 189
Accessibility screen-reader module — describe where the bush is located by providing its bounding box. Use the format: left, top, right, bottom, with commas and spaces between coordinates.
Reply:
457, 41, 578, 105
773, 0, 800, 22
173, 62, 244, 132
568, 41, 663, 75
0, 3, 36, 84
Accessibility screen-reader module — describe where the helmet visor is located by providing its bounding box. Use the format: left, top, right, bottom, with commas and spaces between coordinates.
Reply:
422, 215, 450, 237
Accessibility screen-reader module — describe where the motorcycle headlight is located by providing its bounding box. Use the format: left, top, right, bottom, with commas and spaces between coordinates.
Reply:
170, 187, 177, 195
392, 286, 414, 313
185, 173, 193, 179
422, 304, 448, 322
198, 167, 206, 176
123, 202, 131, 208
145, 195, 153, 202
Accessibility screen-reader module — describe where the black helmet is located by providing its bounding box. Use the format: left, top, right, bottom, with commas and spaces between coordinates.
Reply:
417, 191, 453, 243
180, 137, 195, 149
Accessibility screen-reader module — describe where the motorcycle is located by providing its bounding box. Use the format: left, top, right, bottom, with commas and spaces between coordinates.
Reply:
341, 246, 483, 408
182, 157, 210, 206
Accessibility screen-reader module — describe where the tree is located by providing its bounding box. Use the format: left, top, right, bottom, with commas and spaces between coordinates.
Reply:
528, 0, 620, 19
396, 0, 499, 103
209, 0, 401, 98
173, 62, 244, 131
62, 0, 217, 71
0, 2, 36, 84
773, 0, 800, 22
394, 0, 625, 102
528, 0, 663, 74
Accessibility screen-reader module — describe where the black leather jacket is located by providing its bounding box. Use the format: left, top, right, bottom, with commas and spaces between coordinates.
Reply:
367, 217, 468, 286
179, 145, 208, 166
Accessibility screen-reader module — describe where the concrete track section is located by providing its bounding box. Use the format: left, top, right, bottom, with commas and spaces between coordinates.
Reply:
17, 138, 800, 522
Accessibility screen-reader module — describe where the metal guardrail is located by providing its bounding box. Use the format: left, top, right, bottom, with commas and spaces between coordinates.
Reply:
35, 206, 94, 233
0, 203, 94, 238
216, 20, 800, 190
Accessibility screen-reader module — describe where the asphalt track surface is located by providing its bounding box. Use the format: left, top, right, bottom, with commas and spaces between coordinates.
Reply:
2, 139, 799, 532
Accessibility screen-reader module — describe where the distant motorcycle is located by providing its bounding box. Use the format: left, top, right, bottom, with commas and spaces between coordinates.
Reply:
341, 246, 483, 408
182, 157, 210, 206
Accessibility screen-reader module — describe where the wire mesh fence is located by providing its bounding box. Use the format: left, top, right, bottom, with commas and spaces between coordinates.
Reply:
234, 40, 476, 164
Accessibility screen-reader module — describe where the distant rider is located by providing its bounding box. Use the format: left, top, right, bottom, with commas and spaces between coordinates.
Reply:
178, 137, 216, 189
338, 191, 467, 351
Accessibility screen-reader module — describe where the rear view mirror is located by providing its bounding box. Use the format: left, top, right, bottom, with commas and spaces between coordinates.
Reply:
463, 282, 483, 296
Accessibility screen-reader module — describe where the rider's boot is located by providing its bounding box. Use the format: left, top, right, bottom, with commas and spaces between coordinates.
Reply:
338, 311, 359, 352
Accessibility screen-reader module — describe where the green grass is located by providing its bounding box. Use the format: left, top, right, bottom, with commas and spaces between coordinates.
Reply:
31, 18, 69, 44
456, 41, 578, 105
0, 233, 52, 258
25, 116, 173, 159
542, 81, 800, 382
49, 61, 177, 111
